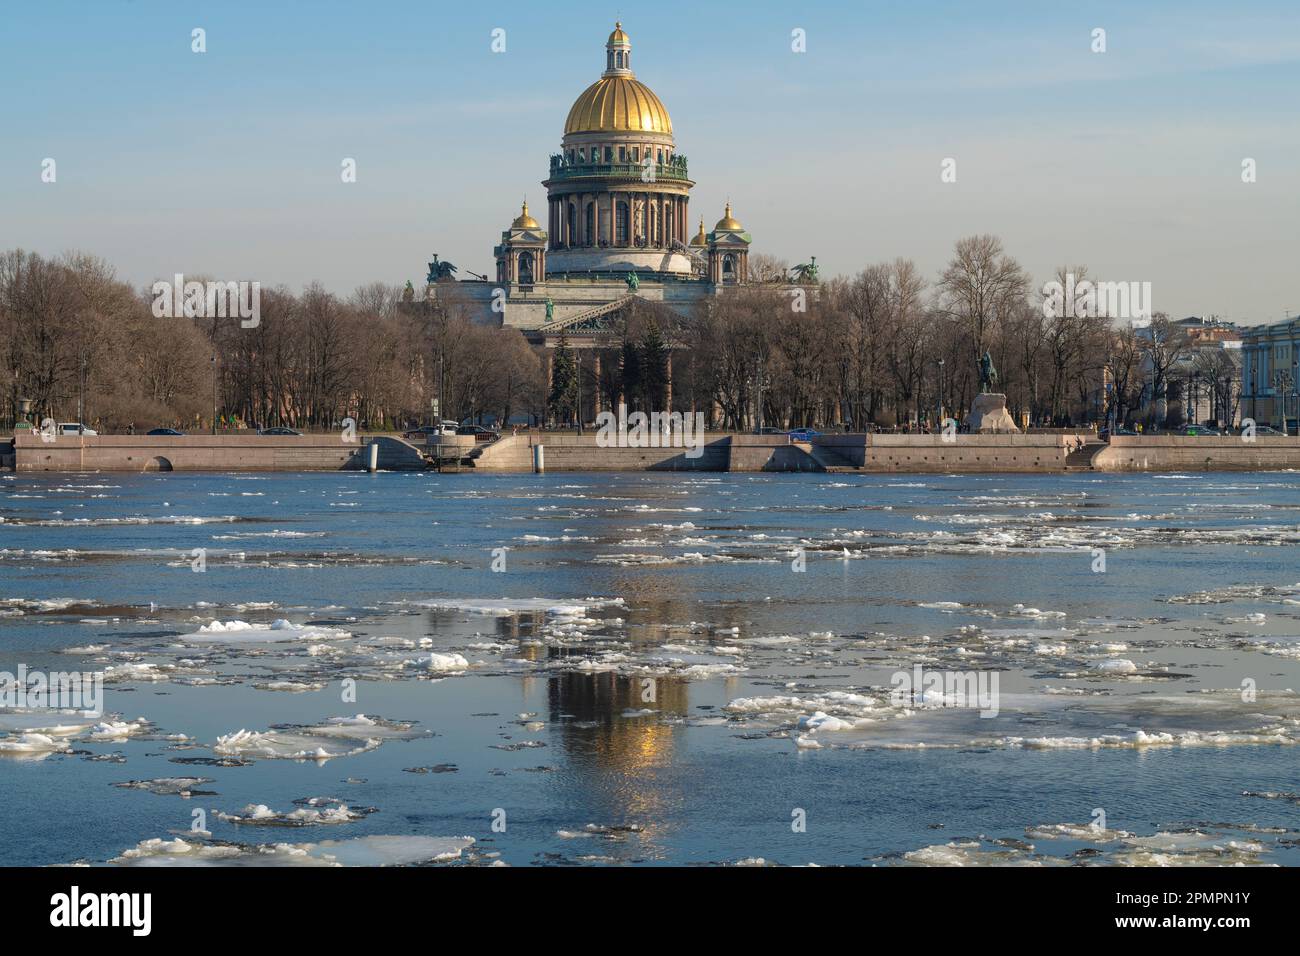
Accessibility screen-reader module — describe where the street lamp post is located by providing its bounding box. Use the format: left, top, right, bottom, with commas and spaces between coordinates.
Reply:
78, 350, 87, 430
1274, 369, 1294, 437
937, 358, 945, 427
211, 353, 218, 436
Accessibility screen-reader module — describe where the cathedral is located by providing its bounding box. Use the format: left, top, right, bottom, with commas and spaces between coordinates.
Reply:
424, 22, 754, 363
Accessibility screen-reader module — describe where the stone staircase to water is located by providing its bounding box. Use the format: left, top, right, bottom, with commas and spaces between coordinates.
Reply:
1064, 441, 1105, 471
806, 443, 862, 472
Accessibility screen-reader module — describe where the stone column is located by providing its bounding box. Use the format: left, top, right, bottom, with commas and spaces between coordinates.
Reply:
665, 352, 673, 410
575, 351, 584, 424
593, 353, 602, 415
547, 351, 554, 390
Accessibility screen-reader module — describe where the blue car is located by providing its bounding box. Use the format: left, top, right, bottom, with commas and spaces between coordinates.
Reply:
787, 428, 821, 442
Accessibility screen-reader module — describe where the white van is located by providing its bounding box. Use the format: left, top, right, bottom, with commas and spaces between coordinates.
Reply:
58, 423, 97, 436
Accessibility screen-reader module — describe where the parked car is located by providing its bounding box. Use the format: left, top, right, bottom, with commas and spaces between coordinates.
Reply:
403, 422, 458, 440
1098, 426, 1138, 440
787, 428, 821, 442
257, 426, 302, 436
1247, 424, 1284, 436
1174, 425, 1221, 436
456, 425, 499, 442
754, 426, 784, 435
58, 423, 97, 436
146, 428, 185, 436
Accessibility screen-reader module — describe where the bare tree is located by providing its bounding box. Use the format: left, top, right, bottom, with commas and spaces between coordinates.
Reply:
937, 235, 1030, 368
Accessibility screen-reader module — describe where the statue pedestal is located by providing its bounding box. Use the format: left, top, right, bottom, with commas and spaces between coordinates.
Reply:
968, 393, 1019, 433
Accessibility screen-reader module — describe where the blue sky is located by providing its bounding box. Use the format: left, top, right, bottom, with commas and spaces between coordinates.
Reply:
2, 0, 1298, 322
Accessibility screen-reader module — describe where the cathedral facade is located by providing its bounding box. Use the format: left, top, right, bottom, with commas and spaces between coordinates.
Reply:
425, 23, 753, 354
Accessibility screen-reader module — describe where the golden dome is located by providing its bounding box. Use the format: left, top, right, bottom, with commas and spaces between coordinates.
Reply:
512, 200, 539, 230
714, 203, 743, 232
565, 76, 672, 135
608, 21, 629, 45
690, 218, 707, 247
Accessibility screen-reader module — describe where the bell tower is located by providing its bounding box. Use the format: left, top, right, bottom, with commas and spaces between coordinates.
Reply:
494, 200, 547, 289
707, 204, 751, 285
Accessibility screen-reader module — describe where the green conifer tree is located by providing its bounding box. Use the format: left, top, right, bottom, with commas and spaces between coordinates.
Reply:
548, 335, 578, 425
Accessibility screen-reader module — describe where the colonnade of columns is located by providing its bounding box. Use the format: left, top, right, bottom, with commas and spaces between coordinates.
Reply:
549, 191, 689, 250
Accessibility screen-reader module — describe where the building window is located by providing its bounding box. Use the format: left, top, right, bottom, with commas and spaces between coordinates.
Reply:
619, 146, 626, 162
631, 147, 638, 162
656, 150, 663, 164
585, 202, 595, 245
578, 148, 585, 163
604, 146, 613, 162
616, 201, 630, 244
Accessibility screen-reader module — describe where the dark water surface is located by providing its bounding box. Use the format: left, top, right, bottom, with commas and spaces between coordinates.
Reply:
2, 470, 1298, 866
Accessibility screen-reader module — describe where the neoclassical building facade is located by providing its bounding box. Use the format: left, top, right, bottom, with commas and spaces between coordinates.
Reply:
1240, 317, 1300, 429
426, 23, 754, 361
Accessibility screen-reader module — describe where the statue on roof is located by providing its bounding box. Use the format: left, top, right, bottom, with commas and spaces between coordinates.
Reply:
427, 254, 458, 283
625, 272, 639, 292
401, 280, 414, 302
790, 257, 819, 284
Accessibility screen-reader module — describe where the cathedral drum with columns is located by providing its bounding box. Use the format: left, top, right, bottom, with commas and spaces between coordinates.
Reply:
424, 23, 755, 359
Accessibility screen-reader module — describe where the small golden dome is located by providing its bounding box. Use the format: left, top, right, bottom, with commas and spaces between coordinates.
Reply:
690, 218, 707, 247
564, 76, 672, 135
608, 22, 629, 46
714, 203, 743, 232
512, 200, 539, 230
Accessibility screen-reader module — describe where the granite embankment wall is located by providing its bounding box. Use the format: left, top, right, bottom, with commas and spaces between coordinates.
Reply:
471, 432, 1090, 472
861, 433, 1091, 472
1092, 435, 1300, 471
472, 433, 730, 471
10, 432, 1299, 473
11, 434, 429, 472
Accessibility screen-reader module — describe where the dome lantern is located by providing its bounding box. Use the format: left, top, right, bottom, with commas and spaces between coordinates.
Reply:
605, 21, 632, 75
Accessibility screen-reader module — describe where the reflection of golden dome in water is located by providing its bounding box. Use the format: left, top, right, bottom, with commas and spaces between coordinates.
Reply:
714, 203, 743, 232
512, 200, 539, 230
564, 24, 673, 136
